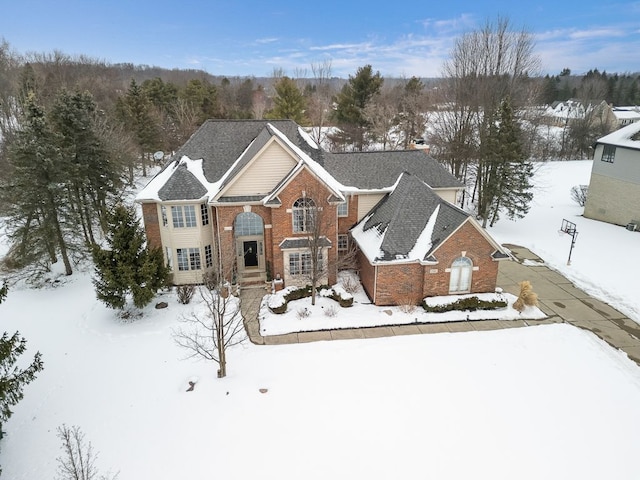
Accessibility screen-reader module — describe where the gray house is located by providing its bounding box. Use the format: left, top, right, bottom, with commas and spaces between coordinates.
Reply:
584, 122, 640, 227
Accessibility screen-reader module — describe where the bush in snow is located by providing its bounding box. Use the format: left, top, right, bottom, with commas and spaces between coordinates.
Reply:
570, 185, 588, 207
176, 284, 195, 305
422, 295, 507, 313
296, 307, 311, 320
267, 284, 353, 315
324, 305, 338, 318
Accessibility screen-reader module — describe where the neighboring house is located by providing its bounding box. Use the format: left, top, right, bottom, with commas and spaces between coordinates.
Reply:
136, 119, 509, 306
612, 106, 640, 127
542, 99, 616, 131
584, 121, 640, 228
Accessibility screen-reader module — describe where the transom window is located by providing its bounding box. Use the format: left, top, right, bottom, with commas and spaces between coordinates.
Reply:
171, 205, 197, 228
234, 212, 264, 237
449, 256, 473, 293
292, 198, 316, 233
176, 248, 201, 271
601, 145, 616, 163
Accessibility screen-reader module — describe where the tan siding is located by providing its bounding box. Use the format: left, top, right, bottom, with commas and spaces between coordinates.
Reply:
584, 173, 640, 226
158, 202, 215, 285
357, 193, 385, 220
226, 142, 297, 196
433, 188, 458, 205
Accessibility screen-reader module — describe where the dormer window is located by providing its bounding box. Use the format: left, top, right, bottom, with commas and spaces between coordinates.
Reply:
292, 197, 316, 233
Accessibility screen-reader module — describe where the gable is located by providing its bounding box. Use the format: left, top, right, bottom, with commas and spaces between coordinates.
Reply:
223, 141, 298, 197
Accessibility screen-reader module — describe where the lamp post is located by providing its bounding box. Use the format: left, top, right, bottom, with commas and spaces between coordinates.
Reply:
559, 219, 578, 265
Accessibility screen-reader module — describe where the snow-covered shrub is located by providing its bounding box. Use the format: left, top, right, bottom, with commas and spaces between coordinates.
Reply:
296, 307, 311, 320
324, 305, 338, 318
340, 275, 360, 294
267, 284, 353, 314
176, 284, 195, 304
570, 185, 588, 207
422, 295, 507, 313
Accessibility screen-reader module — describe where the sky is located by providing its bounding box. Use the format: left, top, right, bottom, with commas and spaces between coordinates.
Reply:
1, 0, 639, 78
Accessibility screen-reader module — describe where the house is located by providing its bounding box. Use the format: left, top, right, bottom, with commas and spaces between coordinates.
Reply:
542, 99, 617, 131
136, 119, 509, 306
584, 122, 640, 228
612, 106, 640, 127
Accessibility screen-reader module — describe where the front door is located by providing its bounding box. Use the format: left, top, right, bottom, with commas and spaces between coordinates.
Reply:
243, 240, 258, 268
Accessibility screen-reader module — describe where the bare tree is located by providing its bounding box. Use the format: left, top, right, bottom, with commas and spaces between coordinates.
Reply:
286, 182, 346, 305
307, 60, 334, 146
173, 271, 248, 378
56, 424, 118, 480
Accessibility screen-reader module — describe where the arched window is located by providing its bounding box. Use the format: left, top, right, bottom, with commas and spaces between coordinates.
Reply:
449, 256, 473, 293
292, 197, 316, 233
234, 212, 264, 237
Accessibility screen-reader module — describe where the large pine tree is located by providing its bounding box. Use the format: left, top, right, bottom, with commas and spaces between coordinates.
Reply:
92, 205, 168, 311
265, 76, 307, 124
333, 65, 383, 151
476, 97, 534, 227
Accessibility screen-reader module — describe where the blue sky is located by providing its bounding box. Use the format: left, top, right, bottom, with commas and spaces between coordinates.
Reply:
2, 0, 639, 78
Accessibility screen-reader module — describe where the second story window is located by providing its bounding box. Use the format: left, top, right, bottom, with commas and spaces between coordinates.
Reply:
201, 204, 209, 226
292, 197, 316, 233
337, 198, 348, 217
171, 205, 197, 228
601, 145, 616, 163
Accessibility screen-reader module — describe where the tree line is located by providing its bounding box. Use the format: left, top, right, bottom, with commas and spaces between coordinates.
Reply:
0, 19, 637, 281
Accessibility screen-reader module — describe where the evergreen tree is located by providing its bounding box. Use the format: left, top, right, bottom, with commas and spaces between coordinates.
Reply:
476, 97, 533, 227
3, 94, 74, 275
265, 76, 307, 124
50, 89, 120, 241
116, 79, 160, 179
0, 284, 44, 445
92, 205, 168, 311
333, 64, 383, 150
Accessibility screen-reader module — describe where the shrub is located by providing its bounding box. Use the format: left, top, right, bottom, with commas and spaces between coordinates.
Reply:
324, 305, 338, 318
340, 275, 360, 294
267, 284, 353, 314
296, 307, 311, 320
177, 284, 196, 304
570, 185, 588, 206
422, 296, 507, 313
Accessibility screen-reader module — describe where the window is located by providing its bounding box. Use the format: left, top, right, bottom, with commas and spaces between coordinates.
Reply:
337, 198, 349, 217
165, 247, 173, 270
200, 204, 209, 226
176, 248, 201, 271
204, 245, 213, 268
292, 198, 316, 233
161, 206, 168, 227
234, 212, 264, 236
171, 205, 197, 228
449, 256, 473, 293
289, 251, 322, 276
338, 234, 349, 252
601, 145, 616, 163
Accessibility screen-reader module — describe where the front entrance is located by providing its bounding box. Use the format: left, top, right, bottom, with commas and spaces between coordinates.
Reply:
234, 212, 266, 283
243, 240, 258, 268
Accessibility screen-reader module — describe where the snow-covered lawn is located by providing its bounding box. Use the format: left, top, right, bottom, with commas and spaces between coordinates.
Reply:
2, 276, 640, 479
2, 159, 640, 479
488, 160, 640, 323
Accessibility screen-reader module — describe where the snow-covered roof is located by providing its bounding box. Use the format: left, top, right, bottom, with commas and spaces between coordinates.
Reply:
596, 121, 640, 150
350, 173, 470, 264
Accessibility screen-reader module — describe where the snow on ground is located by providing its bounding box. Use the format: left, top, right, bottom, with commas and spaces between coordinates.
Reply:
2, 160, 640, 479
488, 160, 640, 323
2, 274, 640, 480
259, 280, 545, 336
